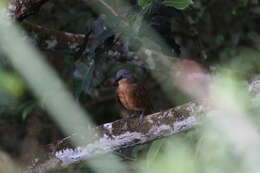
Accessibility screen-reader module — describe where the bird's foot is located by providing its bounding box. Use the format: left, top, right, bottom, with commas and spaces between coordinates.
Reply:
122, 117, 130, 130
138, 111, 144, 126
138, 116, 144, 126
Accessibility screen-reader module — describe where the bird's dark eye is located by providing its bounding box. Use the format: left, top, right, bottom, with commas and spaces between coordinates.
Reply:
115, 76, 123, 82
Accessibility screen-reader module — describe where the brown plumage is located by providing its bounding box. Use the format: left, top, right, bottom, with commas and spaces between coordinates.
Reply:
116, 79, 150, 111
115, 69, 152, 120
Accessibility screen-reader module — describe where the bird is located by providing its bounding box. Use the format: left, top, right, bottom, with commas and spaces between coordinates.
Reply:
114, 69, 152, 124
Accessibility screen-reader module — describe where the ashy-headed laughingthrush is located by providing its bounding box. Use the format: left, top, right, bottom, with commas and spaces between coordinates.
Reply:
114, 69, 153, 123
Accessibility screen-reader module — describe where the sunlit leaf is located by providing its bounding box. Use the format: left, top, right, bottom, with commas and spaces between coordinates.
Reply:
138, 0, 153, 8
0, 72, 24, 97
0, 0, 7, 9
162, 0, 193, 9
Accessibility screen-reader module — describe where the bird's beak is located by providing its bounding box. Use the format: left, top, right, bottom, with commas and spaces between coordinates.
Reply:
115, 75, 124, 82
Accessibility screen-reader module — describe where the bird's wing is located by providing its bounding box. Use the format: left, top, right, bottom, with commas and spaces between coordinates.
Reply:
133, 84, 149, 105
133, 83, 154, 113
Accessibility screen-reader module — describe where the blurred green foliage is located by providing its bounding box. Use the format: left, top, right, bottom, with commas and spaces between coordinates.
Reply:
0, 71, 24, 97
0, 0, 7, 8
142, 139, 199, 173
138, 0, 193, 9
162, 0, 193, 9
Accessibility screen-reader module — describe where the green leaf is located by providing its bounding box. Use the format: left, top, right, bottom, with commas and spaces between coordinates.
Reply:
0, 72, 24, 97
252, 6, 260, 15
162, 0, 193, 9
237, 0, 248, 7
138, 0, 153, 8
22, 102, 37, 120
0, 0, 7, 9
146, 139, 165, 168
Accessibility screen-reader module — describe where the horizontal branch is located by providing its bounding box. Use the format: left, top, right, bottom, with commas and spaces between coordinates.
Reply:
24, 101, 204, 173
24, 79, 260, 173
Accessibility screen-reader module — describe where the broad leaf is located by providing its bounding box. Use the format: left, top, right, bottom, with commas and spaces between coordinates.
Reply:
138, 0, 153, 8
162, 0, 193, 9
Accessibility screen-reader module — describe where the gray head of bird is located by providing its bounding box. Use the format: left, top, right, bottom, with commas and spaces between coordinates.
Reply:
115, 69, 135, 83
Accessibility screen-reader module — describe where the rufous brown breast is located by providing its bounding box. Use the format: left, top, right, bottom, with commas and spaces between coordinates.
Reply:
116, 78, 150, 111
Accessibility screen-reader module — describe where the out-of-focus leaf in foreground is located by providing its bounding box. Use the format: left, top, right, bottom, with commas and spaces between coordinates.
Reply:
140, 139, 199, 173
145, 139, 166, 169
0, 71, 24, 97
0, 0, 7, 9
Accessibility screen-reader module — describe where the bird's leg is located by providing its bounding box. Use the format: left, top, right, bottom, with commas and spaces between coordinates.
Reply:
129, 110, 137, 118
138, 110, 145, 125
121, 110, 134, 130
122, 117, 129, 130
